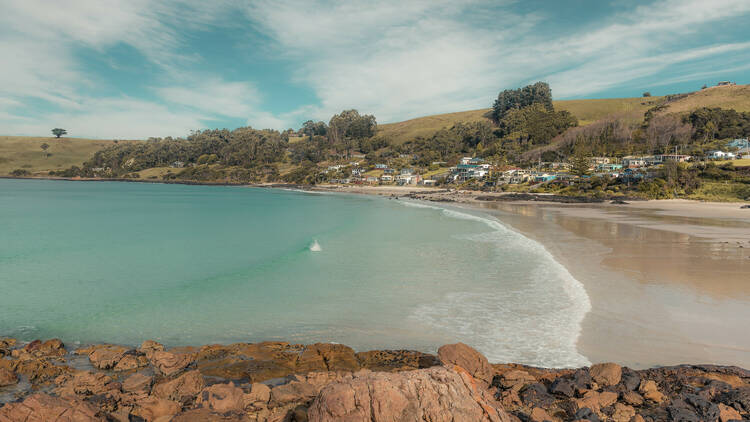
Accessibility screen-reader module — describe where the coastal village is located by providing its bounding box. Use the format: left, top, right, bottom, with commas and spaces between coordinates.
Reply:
313, 138, 750, 190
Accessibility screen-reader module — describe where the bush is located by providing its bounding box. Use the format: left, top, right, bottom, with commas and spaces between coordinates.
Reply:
10, 169, 30, 176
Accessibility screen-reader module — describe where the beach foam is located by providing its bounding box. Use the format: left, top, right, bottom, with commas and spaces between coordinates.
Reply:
403, 200, 592, 367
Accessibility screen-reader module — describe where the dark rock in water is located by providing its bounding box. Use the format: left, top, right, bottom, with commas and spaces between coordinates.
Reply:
621, 368, 641, 391
574, 407, 601, 422
740, 204, 750, 209
549, 377, 575, 398
611, 199, 629, 204
520, 383, 555, 408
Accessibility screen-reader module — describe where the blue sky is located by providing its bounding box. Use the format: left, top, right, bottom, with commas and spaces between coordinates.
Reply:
1, 0, 749, 139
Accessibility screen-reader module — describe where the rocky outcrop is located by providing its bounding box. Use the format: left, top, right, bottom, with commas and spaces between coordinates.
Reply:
1, 338, 749, 422
438, 342, 494, 385
308, 366, 510, 421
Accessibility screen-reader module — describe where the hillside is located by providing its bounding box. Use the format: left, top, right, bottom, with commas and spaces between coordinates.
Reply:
0, 136, 133, 176
377, 97, 665, 144
660, 84, 750, 114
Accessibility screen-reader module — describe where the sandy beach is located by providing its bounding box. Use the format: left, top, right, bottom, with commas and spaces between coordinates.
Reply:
311, 185, 750, 368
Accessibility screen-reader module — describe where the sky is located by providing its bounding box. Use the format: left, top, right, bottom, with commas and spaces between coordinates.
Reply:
1, 0, 749, 139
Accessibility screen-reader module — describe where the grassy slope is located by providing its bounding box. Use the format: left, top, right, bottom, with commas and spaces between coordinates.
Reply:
662, 85, 750, 114
0, 136, 133, 176
377, 97, 664, 144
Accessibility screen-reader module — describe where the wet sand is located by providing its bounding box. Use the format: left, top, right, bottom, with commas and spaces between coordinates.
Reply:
470, 201, 750, 369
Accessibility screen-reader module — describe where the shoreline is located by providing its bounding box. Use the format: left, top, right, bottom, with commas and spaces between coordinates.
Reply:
3, 178, 750, 369
299, 184, 750, 368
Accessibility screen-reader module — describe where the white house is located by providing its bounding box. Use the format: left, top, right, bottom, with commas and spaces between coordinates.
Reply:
380, 175, 393, 182
623, 156, 647, 167
708, 150, 735, 160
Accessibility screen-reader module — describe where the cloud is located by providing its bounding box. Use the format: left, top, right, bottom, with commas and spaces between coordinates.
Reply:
245, 0, 750, 123
1, 0, 750, 138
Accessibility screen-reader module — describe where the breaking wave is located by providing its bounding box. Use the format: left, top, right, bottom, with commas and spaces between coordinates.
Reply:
401, 200, 591, 367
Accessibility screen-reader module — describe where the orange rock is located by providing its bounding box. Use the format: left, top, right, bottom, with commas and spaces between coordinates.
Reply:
0, 367, 18, 387
718, 403, 742, 422
529, 407, 553, 422
130, 396, 181, 422
87, 345, 129, 370
122, 372, 153, 394
589, 362, 622, 387
621, 391, 644, 406
437, 342, 494, 385
150, 350, 193, 377
307, 366, 510, 422
152, 370, 205, 404
612, 403, 636, 422
197, 382, 246, 413
0, 392, 103, 421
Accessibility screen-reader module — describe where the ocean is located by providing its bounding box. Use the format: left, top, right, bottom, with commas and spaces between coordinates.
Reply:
0, 179, 590, 367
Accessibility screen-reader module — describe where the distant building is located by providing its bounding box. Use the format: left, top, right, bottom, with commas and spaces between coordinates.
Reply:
623, 156, 647, 168
596, 163, 624, 172
708, 150, 735, 160
375, 163, 387, 169
590, 157, 610, 165
380, 175, 393, 182
717, 81, 735, 86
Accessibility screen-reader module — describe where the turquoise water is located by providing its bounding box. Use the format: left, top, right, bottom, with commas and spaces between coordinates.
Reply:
0, 179, 590, 367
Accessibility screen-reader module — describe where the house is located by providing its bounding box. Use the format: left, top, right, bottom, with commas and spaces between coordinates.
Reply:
460, 157, 473, 165
656, 154, 691, 163
622, 156, 647, 168
497, 169, 532, 184
396, 174, 421, 185
366, 176, 379, 183
737, 147, 750, 159
590, 157, 610, 165
420, 179, 437, 186
351, 168, 364, 177
596, 163, 623, 172
171, 161, 185, 168
380, 175, 393, 182
533, 173, 557, 182
383, 168, 396, 175
717, 81, 735, 86
375, 163, 388, 169
400, 168, 415, 175
452, 163, 490, 181
708, 150, 735, 160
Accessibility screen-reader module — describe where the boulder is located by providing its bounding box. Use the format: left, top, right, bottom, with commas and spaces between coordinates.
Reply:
638, 380, 665, 404
243, 382, 271, 410
88, 345, 129, 370
437, 342, 494, 385
122, 372, 153, 393
56, 371, 118, 397
10, 356, 72, 385
150, 350, 193, 376
297, 343, 360, 373
589, 363, 622, 387
718, 403, 742, 422
197, 382, 246, 413
0, 392, 103, 421
307, 366, 511, 422
498, 370, 537, 391
152, 370, 205, 404
520, 383, 555, 408
130, 396, 181, 422
621, 391, 644, 406
270, 380, 318, 406
0, 367, 18, 387
612, 403, 636, 422
21, 339, 66, 358
172, 408, 247, 421
138, 340, 165, 359
529, 407, 553, 422
549, 377, 575, 397
113, 354, 148, 372
0, 338, 16, 357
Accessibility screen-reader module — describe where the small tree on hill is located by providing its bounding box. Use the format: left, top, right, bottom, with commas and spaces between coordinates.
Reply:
642, 92, 651, 97
570, 142, 591, 177
40, 143, 49, 158
52, 128, 67, 138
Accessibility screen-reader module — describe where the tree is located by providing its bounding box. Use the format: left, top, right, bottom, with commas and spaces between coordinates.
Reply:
570, 142, 591, 177
491, 82, 553, 122
40, 143, 49, 158
51, 128, 67, 138
642, 92, 651, 97
328, 110, 377, 158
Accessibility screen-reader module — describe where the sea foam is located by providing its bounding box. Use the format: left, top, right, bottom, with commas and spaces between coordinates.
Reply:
401, 200, 592, 368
